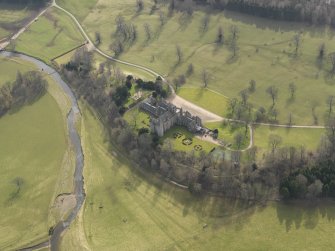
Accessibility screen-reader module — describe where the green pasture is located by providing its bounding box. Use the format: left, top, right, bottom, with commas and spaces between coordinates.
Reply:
177, 87, 229, 117
0, 90, 66, 250
58, 0, 335, 125
253, 125, 325, 154
59, 103, 335, 251
15, 7, 85, 62
205, 121, 249, 150
0, 57, 70, 250
0, 56, 35, 86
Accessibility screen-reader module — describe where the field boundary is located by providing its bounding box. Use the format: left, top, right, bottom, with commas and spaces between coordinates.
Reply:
50, 41, 87, 61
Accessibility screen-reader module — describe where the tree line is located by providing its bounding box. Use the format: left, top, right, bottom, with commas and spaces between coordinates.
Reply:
179, 0, 335, 26
0, 0, 50, 8
0, 71, 47, 117
280, 117, 335, 199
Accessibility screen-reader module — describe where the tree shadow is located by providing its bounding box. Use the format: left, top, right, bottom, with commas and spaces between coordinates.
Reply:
276, 200, 335, 232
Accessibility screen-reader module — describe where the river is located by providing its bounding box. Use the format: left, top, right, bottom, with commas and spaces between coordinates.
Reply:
0, 51, 85, 251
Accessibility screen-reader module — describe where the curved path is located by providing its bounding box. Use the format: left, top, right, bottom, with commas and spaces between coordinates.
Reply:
52, 0, 327, 130
0, 51, 85, 251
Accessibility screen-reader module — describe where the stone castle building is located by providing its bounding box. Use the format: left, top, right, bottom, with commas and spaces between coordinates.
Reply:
140, 98, 203, 137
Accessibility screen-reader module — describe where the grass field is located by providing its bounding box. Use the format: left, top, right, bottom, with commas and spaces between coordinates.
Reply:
253, 125, 325, 155
58, 104, 335, 251
0, 57, 35, 85
177, 87, 229, 117
0, 3, 36, 40
58, 0, 335, 126
15, 7, 85, 62
0, 57, 72, 250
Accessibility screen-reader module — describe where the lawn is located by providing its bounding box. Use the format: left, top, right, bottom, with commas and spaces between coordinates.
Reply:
123, 107, 150, 131
15, 7, 85, 62
60, 103, 335, 251
59, 0, 335, 125
253, 125, 325, 154
177, 87, 229, 117
163, 126, 218, 153
205, 121, 250, 150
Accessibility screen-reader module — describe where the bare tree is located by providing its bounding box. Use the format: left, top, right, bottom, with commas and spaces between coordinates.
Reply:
269, 107, 279, 121
136, 0, 144, 12
228, 98, 238, 116
98, 62, 105, 74
131, 108, 140, 128
159, 11, 166, 26
329, 52, 335, 76
143, 23, 152, 40
293, 33, 301, 57
95, 32, 101, 45
288, 112, 293, 126
249, 79, 256, 92
202, 69, 210, 88
327, 95, 334, 116
186, 63, 194, 76
216, 26, 224, 44
115, 15, 125, 34
288, 82, 297, 99
176, 45, 183, 65
269, 134, 282, 154
318, 42, 325, 60
201, 14, 210, 33
230, 25, 239, 57
266, 85, 279, 107
110, 40, 123, 56
234, 132, 244, 150
129, 24, 137, 42
239, 89, 249, 105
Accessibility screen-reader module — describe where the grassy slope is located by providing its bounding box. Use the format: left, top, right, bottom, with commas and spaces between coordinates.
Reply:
60, 104, 335, 251
177, 87, 229, 117
15, 7, 84, 62
64, 0, 335, 126
0, 58, 69, 250
0, 3, 36, 40
57, 0, 98, 22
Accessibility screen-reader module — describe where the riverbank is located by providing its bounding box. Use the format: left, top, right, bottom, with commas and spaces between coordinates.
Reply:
0, 51, 85, 251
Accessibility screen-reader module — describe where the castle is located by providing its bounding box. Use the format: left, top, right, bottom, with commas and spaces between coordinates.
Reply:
139, 98, 203, 137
